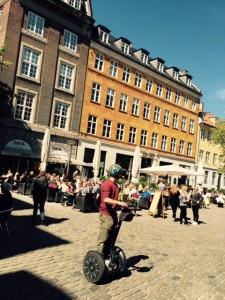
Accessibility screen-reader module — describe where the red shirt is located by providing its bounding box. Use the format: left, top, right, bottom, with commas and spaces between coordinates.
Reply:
100, 179, 119, 216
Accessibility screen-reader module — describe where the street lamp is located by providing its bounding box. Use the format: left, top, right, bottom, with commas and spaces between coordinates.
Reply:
67, 139, 76, 178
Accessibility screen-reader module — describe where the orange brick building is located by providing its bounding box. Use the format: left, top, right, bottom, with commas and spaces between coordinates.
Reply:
77, 25, 202, 182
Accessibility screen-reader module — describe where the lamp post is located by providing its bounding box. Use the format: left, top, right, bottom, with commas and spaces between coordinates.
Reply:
67, 140, 76, 178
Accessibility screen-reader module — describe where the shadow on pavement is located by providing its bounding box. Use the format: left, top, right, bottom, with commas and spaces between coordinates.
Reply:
0, 270, 73, 300
13, 196, 33, 211
0, 214, 70, 260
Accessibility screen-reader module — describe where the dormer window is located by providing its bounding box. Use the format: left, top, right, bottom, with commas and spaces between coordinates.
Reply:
157, 61, 164, 72
68, 0, 81, 10
121, 42, 129, 54
141, 53, 148, 64
99, 29, 109, 43
173, 70, 179, 80
186, 78, 191, 86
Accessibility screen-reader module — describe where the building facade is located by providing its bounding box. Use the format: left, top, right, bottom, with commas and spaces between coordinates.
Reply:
77, 25, 203, 184
197, 113, 225, 190
0, 0, 94, 174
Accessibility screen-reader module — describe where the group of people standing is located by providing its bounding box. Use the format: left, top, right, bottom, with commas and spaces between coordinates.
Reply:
166, 184, 204, 225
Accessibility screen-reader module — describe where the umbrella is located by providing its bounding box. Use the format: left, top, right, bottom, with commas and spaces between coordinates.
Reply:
140, 165, 200, 177
196, 160, 205, 184
92, 140, 101, 178
40, 128, 51, 171
131, 145, 141, 182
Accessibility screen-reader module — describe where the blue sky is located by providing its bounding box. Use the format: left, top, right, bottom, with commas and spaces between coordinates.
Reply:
91, 0, 225, 119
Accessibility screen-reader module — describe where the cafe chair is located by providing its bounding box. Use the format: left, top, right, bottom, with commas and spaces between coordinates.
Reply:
0, 207, 13, 236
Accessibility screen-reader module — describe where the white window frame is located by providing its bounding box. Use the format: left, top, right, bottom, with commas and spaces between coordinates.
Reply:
95, 53, 104, 71
91, 82, 101, 103
116, 123, 125, 141
184, 95, 189, 107
166, 87, 172, 100
156, 83, 163, 96
141, 53, 148, 64
204, 171, 208, 184
52, 100, 70, 130
164, 110, 170, 126
191, 99, 196, 111
205, 152, 210, 164
173, 70, 179, 80
140, 130, 148, 146
170, 138, 176, 153
146, 78, 153, 92
213, 154, 217, 165
157, 61, 164, 72
63, 29, 78, 52
201, 128, 205, 140
154, 106, 161, 123
151, 133, 158, 149
161, 135, 168, 151
172, 113, 179, 129
135, 72, 142, 88
179, 140, 185, 155
143, 102, 150, 120
106, 88, 115, 108
199, 150, 204, 162
27, 11, 45, 36
102, 119, 112, 138
189, 119, 195, 134
99, 29, 109, 43
132, 98, 140, 116
122, 66, 131, 83
181, 117, 187, 131
14, 87, 37, 123
119, 94, 128, 112
121, 42, 130, 54
175, 92, 181, 104
68, 0, 81, 10
109, 60, 118, 77
187, 142, 192, 156
129, 127, 137, 144
57, 60, 75, 92
87, 115, 97, 135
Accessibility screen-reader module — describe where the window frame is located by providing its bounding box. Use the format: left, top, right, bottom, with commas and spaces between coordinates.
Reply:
87, 115, 98, 135
156, 83, 163, 97
91, 82, 101, 103
151, 132, 158, 149
102, 119, 112, 138
161, 135, 168, 151
27, 11, 45, 36
135, 72, 142, 88
143, 102, 151, 120
116, 123, 125, 141
140, 129, 148, 146
106, 88, 115, 108
95, 53, 105, 71
109, 60, 118, 77
56, 59, 76, 93
52, 99, 71, 131
129, 127, 137, 144
122, 66, 131, 83
63, 29, 78, 52
132, 98, 140, 116
119, 93, 128, 112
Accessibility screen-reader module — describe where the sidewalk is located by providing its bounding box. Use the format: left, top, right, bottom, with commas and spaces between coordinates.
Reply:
0, 193, 225, 300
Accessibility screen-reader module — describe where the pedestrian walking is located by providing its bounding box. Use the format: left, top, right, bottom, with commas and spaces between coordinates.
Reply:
168, 184, 180, 222
190, 187, 204, 225
32, 171, 48, 226
179, 185, 189, 225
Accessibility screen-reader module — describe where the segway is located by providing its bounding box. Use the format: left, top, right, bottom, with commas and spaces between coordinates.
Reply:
83, 207, 134, 283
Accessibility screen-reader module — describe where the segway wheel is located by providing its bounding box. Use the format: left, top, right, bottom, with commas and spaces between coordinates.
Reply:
113, 246, 127, 273
83, 251, 106, 283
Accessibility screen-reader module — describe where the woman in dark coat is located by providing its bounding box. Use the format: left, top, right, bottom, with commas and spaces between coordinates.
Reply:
32, 171, 48, 225
168, 184, 180, 222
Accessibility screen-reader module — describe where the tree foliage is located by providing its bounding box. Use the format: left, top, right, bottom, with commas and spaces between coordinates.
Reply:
211, 120, 225, 172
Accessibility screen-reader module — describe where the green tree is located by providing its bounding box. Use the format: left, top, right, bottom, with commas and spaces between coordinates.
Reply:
0, 40, 14, 118
211, 119, 225, 172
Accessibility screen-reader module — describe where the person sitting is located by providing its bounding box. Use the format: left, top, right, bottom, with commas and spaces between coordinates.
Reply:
13, 172, 20, 191
128, 184, 139, 199
140, 186, 151, 200
59, 178, 74, 206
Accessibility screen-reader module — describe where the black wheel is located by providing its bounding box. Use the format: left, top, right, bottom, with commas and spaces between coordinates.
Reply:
113, 246, 127, 273
83, 251, 106, 283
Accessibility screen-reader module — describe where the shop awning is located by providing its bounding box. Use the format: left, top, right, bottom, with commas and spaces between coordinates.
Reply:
48, 156, 92, 167
1, 149, 40, 159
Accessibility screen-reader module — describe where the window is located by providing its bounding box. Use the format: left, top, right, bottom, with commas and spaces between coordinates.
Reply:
102, 119, 111, 138
187, 142, 192, 156
141, 53, 148, 64
143, 102, 150, 120
99, 29, 109, 43
201, 128, 205, 140
95, 53, 104, 71
116, 123, 125, 141
53, 102, 69, 129
172, 113, 179, 129
154, 106, 161, 123
170, 138, 176, 153
129, 127, 137, 144
27, 11, 45, 36
122, 67, 131, 83
173, 70, 179, 80
135, 72, 142, 87
191, 99, 196, 111
212, 172, 216, 185
175, 92, 181, 104
157, 61, 164, 72
219, 155, 223, 166
166, 87, 172, 100
106, 88, 115, 108
207, 130, 212, 141
151, 133, 158, 149
156, 83, 163, 96
119, 94, 128, 112
68, 0, 81, 10
20, 47, 40, 79
205, 152, 210, 164
199, 150, 204, 162
109, 60, 118, 77
187, 78, 191, 86
189, 119, 194, 134
161, 135, 168, 151
58, 62, 74, 91
63, 30, 78, 51
132, 98, 140, 116
14, 90, 35, 122
213, 154, 218, 165
146, 78, 153, 92
179, 140, 185, 155
91, 83, 101, 103
121, 42, 129, 54
87, 115, 97, 134
181, 117, 187, 131
140, 130, 148, 146
184, 95, 188, 107
164, 110, 170, 126
204, 171, 208, 184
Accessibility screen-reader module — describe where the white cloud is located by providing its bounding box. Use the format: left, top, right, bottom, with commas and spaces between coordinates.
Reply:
216, 89, 225, 101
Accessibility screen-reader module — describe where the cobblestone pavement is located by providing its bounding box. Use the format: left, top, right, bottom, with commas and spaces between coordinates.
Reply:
0, 193, 225, 300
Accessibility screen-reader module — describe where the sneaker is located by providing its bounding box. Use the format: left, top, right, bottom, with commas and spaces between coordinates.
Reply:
192, 221, 198, 226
